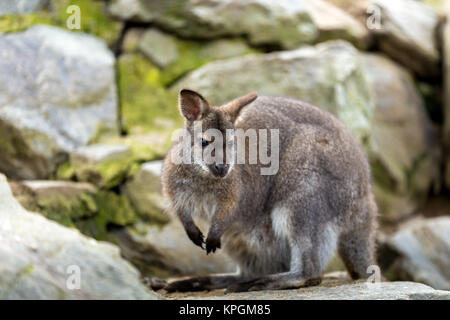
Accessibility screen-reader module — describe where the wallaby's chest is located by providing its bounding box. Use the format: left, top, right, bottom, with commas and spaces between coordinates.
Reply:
172, 190, 218, 222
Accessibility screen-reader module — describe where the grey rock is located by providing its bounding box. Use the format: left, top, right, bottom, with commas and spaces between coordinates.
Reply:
122, 161, 168, 222
21, 180, 97, 198
199, 39, 255, 61
305, 0, 370, 49
383, 217, 450, 291
138, 28, 179, 68
163, 272, 450, 300
108, 0, 318, 48
71, 144, 131, 166
0, 0, 47, 17
109, 0, 371, 49
0, 25, 119, 179
370, 0, 440, 77
173, 40, 373, 145
111, 219, 236, 278
361, 53, 439, 223
0, 174, 159, 299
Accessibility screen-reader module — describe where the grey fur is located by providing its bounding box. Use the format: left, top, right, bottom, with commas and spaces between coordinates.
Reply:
158, 91, 378, 292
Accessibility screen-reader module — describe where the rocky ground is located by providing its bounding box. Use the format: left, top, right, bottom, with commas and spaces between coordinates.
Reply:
0, 0, 450, 299
159, 272, 450, 300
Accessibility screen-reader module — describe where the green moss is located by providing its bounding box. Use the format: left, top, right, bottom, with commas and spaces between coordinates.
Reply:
74, 191, 136, 240
13, 180, 137, 240
118, 53, 182, 135
35, 192, 98, 227
160, 38, 258, 85
159, 40, 211, 85
370, 158, 398, 191
0, 13, 53, 33
21, 264, 34, 276
95, 157, 134, 189
94, 191, 137, 226
56, 161, 76, 180
0, 0, 122, 45
56, 145, 154, 189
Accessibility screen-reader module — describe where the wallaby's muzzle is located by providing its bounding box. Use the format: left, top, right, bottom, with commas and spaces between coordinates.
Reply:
210, 163, 228, 178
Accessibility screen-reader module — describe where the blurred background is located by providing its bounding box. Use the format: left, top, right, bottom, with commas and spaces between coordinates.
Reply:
0, 0, 450, 299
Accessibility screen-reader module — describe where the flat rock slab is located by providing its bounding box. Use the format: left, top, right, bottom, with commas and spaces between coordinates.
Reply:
161, 273, 450, 300
71, 144, 131, 165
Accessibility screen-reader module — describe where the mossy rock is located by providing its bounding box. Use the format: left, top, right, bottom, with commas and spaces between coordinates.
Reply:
57, 158, 134, 190
118, 53, 182, 138
11, 180, 137, 240
123, 27, 258, 86
122, 161, 169, 223
160, 38, 258, 86
56, 140, 167, 189
0, 0, 122, 45
118, 37, 257, 149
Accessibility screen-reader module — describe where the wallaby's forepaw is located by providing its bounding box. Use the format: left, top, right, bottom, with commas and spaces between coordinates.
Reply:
147, 277, 168, 291
205, 234, 221, 254
185, 224, 205, 249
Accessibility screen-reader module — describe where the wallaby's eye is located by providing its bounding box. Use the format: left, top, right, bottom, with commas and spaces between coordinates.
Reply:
201, 138, 209, 147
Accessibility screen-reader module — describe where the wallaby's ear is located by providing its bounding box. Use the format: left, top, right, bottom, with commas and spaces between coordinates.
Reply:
179, 89, 210, 121
221, 92, 258, 122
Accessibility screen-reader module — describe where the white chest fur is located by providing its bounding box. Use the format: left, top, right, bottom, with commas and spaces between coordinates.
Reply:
172, 191, 218, 222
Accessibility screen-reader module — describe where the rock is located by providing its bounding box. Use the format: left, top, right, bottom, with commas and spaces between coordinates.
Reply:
381, 217, 450, 291
122, 28, 145, 53
0, 174, 158, 299
71, 144, 131, 165
123, 27, 256, 80
328, 0, 440, 76
444, 1, 450, 189
57, 144, 134, 189
162, 272, 450, 300
123, 161, 168, 223
420, 0, 447, 13
173, 40, 373, 145
304, 0, 371, 49
199, 39, 256, 61
0, 0, 123, 45
110, 220, 236, 279
10, 180, 137, 240
372, 0, 439, 77
139, 28, 179, 68
108, 0, 319, 49
0, 0, 48, 17
108, 0, 370, 49
118, 32, 255, 146
361, 53, 439, 223
0, 25, 118, 180
118, 53, 181, 138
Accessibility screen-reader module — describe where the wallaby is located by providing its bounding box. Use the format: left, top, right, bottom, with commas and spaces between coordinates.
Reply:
153, 89, 377, 293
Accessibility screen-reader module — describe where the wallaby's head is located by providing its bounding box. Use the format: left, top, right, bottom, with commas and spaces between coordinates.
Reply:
177, 89, 257, 179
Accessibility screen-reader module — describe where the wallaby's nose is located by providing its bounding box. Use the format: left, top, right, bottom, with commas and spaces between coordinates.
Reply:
212, 163, 227, 177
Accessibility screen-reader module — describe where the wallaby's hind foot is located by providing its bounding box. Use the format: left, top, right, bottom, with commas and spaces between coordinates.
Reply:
225, 273, 322, 293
